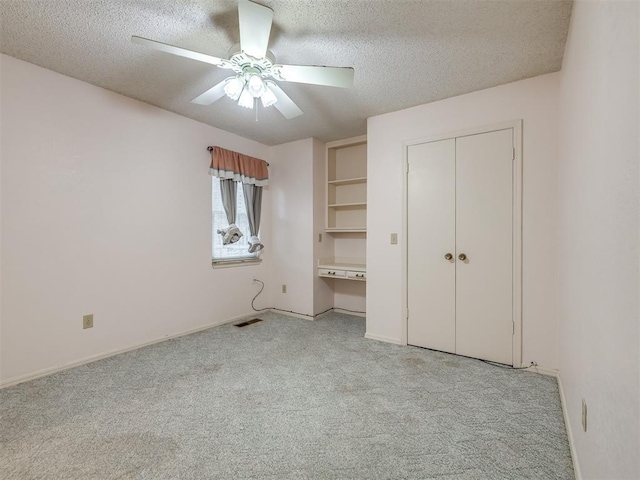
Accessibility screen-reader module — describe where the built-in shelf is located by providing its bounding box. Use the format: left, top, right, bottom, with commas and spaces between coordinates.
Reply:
328, 202, 367, 209
326, 135, 367, 232
325, 228, 367, 234
327, 176, 367, 186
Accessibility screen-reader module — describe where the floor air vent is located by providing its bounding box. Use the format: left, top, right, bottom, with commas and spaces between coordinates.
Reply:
234, 318, 263, 327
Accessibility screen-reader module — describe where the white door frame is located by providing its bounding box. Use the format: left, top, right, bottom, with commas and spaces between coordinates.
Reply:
402, 119, 523, 367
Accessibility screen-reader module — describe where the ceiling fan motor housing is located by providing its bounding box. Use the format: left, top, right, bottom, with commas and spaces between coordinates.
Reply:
226, 50, 281, 82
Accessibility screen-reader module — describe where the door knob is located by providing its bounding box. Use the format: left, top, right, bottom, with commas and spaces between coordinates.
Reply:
444, 253, 453, 260
458, 253, 467, 261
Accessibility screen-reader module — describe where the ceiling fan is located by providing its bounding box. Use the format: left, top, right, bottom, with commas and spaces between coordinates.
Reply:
132, 0, 355, 119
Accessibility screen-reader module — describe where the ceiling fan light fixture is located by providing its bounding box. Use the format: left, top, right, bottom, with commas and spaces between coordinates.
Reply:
223, 76, 245, 101
261, 84, 278, 107
237, 87, 254, 109
134, 0, 354, 119
247, 74, 267, 98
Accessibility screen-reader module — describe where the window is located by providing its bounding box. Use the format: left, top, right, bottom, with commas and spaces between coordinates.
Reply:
212, 178, 259, 264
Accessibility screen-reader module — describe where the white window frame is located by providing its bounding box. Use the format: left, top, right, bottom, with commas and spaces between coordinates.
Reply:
211, 178, 261, 268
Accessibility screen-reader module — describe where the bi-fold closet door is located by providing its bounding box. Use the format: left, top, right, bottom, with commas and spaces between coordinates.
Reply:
407, 128, 514, 365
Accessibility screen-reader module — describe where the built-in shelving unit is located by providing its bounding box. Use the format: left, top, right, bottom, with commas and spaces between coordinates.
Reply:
320, 135, 367, 301
326, 135, 367, 232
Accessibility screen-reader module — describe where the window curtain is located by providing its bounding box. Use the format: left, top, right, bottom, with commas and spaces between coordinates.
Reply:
209, 146, 269, 252
217, 179, 242, 245
242, 184, 264, 252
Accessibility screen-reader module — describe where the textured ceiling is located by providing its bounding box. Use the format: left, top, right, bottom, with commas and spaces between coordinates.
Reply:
0, 0, 572, 146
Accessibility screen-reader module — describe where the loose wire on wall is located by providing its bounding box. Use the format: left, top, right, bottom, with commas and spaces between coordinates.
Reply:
251, 278, 366, 318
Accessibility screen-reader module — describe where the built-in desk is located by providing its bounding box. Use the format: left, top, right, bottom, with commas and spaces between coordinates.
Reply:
317, 257, 366, 281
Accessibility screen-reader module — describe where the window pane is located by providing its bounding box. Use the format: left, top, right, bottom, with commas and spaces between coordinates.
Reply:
212, 178, 257, 260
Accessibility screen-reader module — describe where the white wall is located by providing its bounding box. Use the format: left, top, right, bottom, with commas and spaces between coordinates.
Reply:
332, 234, 366, 313
367, 73, 560, 368
269, 138, 316, 316
0, 55, 272, 384
557, 1, 639, 478
333, 280, 366, 314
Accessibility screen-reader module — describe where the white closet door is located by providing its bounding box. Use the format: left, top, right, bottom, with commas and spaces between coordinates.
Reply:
455, 129, 513, 365
407, 139, 456, 353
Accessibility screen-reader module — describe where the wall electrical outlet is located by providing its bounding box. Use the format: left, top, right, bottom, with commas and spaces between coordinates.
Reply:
582, 399, 588, 432
282, 284, 287, 294
83, 314, 94, 329
391, 233, 398, 245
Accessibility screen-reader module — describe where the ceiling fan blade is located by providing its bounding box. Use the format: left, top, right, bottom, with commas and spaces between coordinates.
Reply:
192, 80, 228, 105
238, 0, 273, 59
267, 83, 303, 119
131, 36, 229, 67
277, 64, 354, 88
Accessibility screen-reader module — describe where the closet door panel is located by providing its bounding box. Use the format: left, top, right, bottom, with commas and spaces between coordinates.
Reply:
407, 139, 456, 353
455, 129, 513, 365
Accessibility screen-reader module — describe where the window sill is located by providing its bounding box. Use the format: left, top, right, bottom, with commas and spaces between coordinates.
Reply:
211, 257, 262, 269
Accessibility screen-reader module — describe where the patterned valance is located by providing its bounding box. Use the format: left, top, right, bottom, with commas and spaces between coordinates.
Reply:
209, 146, 269, 186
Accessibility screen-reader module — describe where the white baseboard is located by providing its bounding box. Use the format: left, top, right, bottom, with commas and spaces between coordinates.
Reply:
522, 365, 559, 377
518, 361, 580, 479
364, 332, 402, 345
267, 308, 365, 321
558, 374, 582, 480
0, 312, 255, 389
313, 309, 334, 319
268, 309, 314, 321
333, 308, 366, 318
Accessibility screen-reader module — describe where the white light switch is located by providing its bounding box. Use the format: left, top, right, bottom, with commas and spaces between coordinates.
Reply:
391, 233, 398, 245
